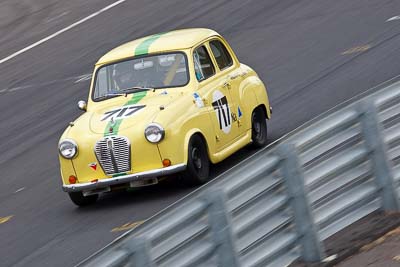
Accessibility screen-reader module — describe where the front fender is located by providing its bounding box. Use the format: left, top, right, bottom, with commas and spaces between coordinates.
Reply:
156, 95, 216, 166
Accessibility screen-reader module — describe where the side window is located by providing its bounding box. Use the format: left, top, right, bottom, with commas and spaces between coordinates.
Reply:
210, 40, 233, 70
193, 46, 215, 81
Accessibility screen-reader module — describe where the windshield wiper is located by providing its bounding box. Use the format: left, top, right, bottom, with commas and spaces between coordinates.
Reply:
98, 86, 154, 100
119, 86, 154, 94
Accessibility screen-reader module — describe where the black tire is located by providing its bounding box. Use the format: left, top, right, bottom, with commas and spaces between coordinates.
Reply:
182, 135, 210, 185
68, 192, 98, 206
251, 107, 268, 148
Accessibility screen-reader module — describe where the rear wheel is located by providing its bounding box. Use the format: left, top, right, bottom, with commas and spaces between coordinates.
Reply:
68, 192, 98, 206
182, 135, 210, 185
251, 107, 268, 148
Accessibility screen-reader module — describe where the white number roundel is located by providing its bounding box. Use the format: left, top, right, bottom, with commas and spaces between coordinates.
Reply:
212, 90, 231, 134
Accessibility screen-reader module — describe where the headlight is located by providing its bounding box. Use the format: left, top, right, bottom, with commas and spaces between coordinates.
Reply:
59, 139, 78, 159
145, 123, 165, 143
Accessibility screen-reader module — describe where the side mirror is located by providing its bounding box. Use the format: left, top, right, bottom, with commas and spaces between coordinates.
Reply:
77, 100, 87, 111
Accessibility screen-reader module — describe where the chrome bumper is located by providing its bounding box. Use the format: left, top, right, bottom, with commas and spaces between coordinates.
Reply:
62, 164, 186, 193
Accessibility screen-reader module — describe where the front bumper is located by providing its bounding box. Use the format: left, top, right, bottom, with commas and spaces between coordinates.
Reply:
62, 164, 186, 193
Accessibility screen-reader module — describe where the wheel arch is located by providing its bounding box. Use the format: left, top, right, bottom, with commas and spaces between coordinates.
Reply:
254, 104, 269, 120
183, 129, 211, 165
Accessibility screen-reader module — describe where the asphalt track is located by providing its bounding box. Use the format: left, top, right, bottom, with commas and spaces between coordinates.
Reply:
0, 0, 400, 266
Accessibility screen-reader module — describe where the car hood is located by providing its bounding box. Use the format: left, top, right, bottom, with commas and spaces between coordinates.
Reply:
88, 90, 180, 134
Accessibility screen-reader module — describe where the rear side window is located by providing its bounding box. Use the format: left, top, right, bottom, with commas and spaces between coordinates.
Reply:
193, 46, 215, 81
210, 40, 233, 70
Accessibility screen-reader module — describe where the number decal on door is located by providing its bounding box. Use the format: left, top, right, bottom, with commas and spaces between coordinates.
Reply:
101, 105, 146, 121
212, 90, 231, 134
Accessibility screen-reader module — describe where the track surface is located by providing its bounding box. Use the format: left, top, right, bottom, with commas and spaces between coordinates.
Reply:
1, 0, 400, 266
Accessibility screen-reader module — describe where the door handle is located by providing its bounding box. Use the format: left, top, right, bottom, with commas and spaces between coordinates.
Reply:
222, 81, 231, 89
229, 73, 240, 80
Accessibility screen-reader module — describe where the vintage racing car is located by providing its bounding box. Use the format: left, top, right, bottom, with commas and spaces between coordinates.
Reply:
58, 28, 271, 206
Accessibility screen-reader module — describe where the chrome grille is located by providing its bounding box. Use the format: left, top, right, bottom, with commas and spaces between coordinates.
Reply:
95, 136, 131, 175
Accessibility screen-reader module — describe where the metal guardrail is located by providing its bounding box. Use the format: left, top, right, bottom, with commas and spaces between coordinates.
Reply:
81, 81, 400, 267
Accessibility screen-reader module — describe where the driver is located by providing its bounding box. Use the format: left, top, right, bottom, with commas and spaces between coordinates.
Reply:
113, 61, 134, 90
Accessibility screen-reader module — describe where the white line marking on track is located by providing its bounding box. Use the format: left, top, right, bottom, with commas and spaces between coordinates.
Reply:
387, 16, 400, 22
74, 74, 92, 83
0, 0, 127, 65
46, 11, 70, 23
2, 73, 91, 94
9, 87, 25, 92
15, 187, 25, 193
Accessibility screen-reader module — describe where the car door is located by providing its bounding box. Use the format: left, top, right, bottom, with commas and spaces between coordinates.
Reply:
209, 39, 248, 136
193, 44, 237, 151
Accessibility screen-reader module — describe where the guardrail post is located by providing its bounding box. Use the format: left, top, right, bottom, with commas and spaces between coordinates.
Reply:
125, 236, 155, 267
277, 143, 325, 262
358, 99, 400, 211
202, 189, 240, 267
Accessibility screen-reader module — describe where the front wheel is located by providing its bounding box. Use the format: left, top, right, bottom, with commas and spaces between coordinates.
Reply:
251, 107, 268, 148
182, 135, 210, 185
68, 192, 98, 206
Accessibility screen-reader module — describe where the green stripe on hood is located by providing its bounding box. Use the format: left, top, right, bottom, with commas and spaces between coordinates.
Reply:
104, 91, 147, 137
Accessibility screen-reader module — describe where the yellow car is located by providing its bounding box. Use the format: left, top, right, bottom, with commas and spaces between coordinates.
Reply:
58, 28, 271, 206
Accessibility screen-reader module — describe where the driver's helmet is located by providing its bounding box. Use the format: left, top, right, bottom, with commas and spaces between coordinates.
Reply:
113, 61, 134, 90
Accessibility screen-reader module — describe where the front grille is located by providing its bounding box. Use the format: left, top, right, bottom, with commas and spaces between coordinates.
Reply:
95, 136, 131, 175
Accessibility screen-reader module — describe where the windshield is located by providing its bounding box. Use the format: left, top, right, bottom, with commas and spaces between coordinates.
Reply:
93, 52, 189, 100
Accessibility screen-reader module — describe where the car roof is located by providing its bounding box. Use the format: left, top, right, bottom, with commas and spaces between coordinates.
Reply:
96, 28, 220, 65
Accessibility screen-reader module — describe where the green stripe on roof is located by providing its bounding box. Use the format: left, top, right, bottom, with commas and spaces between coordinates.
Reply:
135, 32, 166, 56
